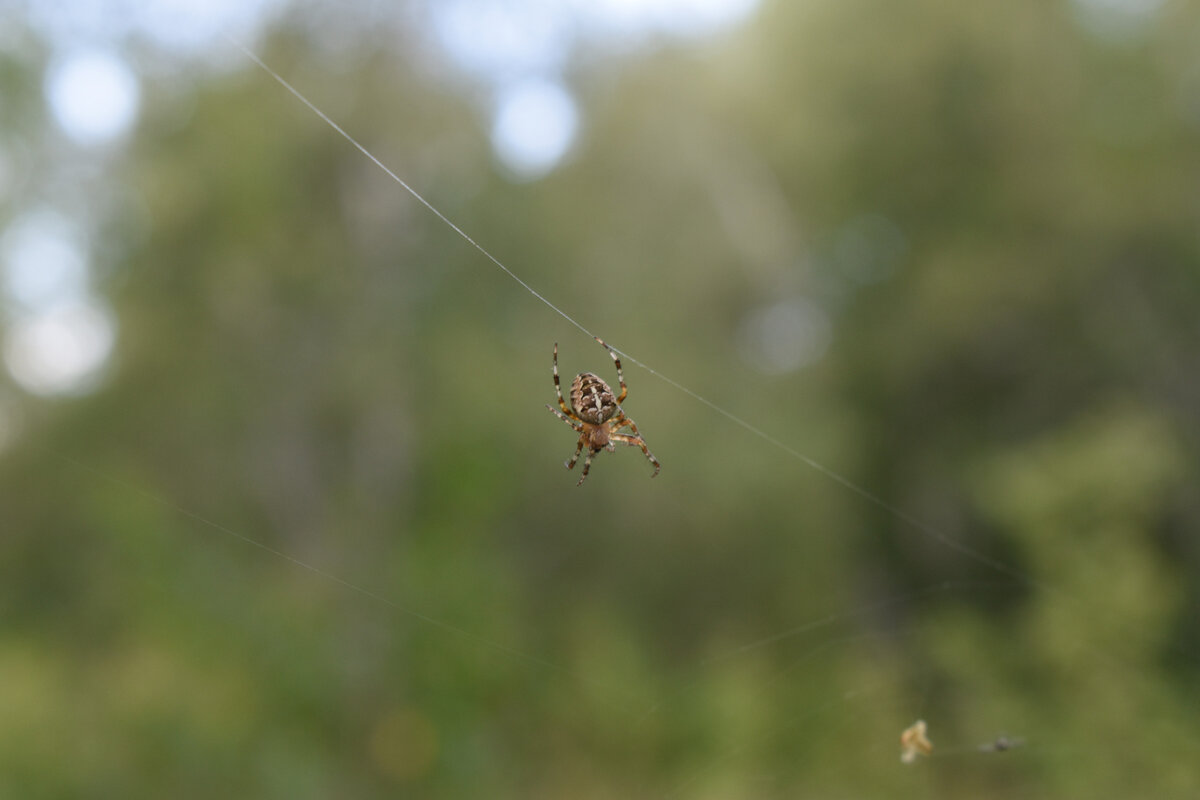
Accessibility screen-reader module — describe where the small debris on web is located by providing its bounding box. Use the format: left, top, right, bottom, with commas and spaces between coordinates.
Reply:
900, 719, 933, 764
978, 735, 1024, 753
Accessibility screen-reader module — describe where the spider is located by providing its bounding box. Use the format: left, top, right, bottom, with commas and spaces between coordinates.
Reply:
545, 337, 661, 486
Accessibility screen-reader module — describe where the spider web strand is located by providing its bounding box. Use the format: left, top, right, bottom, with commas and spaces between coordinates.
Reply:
229, 39, 1047, 597
226, 37, 594, 341
612, 348, 1051, 593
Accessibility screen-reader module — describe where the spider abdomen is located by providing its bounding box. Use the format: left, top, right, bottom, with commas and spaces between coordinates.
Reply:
570, 372, 618, 424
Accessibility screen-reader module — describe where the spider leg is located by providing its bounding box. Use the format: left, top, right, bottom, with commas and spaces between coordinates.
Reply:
565, 433, 586, 470
609, 422, 661, 477
594, 337, 627, 405
606, 413, 631, 453
546, 404, 583, 430
551, 342, 575, 417
576, 447, 598, 486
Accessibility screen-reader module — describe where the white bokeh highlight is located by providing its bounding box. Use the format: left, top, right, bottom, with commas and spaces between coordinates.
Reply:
738, 297, 832, 375
427, 0, 762, 178
491, 79, 579, 179
4, 301, 117, 396
2, 209, 90, 312
579, 0, 760, 38
45, 49, 141, 146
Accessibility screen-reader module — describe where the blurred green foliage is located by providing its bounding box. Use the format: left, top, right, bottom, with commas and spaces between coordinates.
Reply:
3, 1, 1200, 797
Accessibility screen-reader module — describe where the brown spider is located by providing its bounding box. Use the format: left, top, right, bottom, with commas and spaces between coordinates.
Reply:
546, 337, 661, 486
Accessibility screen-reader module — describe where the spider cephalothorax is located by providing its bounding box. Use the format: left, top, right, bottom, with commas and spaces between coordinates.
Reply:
546, 337, 661, 486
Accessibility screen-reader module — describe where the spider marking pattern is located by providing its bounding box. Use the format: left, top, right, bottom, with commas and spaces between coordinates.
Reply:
546, 337, 661, 486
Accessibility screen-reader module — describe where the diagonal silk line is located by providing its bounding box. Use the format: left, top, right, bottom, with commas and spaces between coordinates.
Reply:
227, 35, 1044, 592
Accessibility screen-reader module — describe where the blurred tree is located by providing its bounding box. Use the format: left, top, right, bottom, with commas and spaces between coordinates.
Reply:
1, 1, 1199, 797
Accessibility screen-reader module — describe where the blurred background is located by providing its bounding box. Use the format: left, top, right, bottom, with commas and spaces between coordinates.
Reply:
2, 0, 1199, 797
